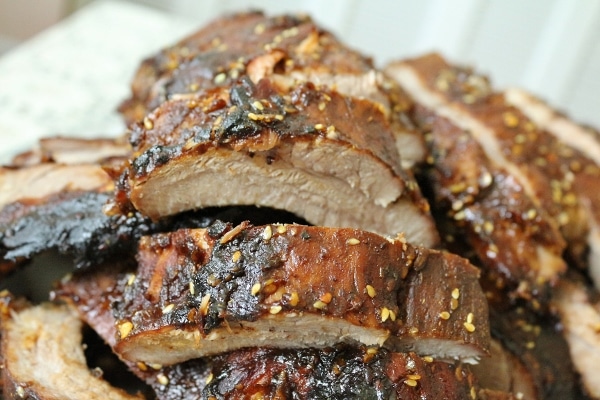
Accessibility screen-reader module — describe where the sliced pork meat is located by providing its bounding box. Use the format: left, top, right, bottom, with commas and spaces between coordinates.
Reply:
9, 136, 131, 167
56, 263, 500, 400
109, 222, 488, 366
386, 53, 579, 301
553, 278, 600, 399
119, 11, 425, 167
0, 298, 142, 400
0, 162, 114, 211
506, 88, 600, 288
117, 77, 437, 246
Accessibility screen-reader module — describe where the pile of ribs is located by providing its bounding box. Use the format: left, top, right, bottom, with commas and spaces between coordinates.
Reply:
0, 10, 599, 400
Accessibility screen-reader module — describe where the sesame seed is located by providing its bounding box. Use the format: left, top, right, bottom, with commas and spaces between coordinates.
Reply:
439, 311, 451, 320
16, 386, 25, 397
137, 362, 148, 371
502, 111, 519, 128
200, 293, 211, 316
254, 23, 265, 34
422, 356, 434, 362
189, 83, 199, 91
214, 72, 227, 84
483, 221, 494, 234
156, 373, 169, 386
162, 304, 175, 314
471, 386, 477, 399
389, 310, 397, 321
320, 292, 333, 304
189, 281, 195, 295
251, 283, 261, 296
346, 238, 360, 245
126, 273, 136, 286
404, 379, 418, 387
479, 172, 493, 188
252, 100, 264, 111
366, 284, 377, 298
409, 327, 419, 335
206, 373, 214, 384
525, 341, 536, 349
451, 298, 459, 310
143, 117, 154, 130
289, 292, 299, 306
451, 200, 464, 211
150, 363, 163, 370
248, 112, 260, 121
453, 210, 466, 221
313, 300, 327, 310
463, 322, 476, 332
232, 250, 242, 262
277, 225, 287, 234
275, 114, 284, 121
407, 374, 421, 380
467, 312, 474, 324
451, 288, 460, 299
381, 307, 390, 322
366, 347, 378, 355
318, 102, 326, 111
118, 321, 134, 339
270, 305, 282, 314
263, 226, 273, 241
314, 123, 324, 130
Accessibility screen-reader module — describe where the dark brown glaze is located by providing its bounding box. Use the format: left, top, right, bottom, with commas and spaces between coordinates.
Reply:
201, 347, 484, 400
118, 11, 374, 124
117, 77, 437, 246
387, 54, 571, 302
55, 263, 494, 400
413, 105, 566, 303
111, 222, 488, 365
395, 53, 599, 276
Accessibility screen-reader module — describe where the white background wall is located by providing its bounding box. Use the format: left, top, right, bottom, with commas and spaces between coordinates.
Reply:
115, 0, 600, 127
0, 0, 599, 132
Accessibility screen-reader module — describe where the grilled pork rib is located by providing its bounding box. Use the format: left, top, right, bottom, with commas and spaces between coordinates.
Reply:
506, 88, 600, 288
56, 263, 503, 400
0, 299, 142, 400
385, 53, 582, 301
119, 11, 425, 167
117, 77, 437, 246
110, 222, 488, 366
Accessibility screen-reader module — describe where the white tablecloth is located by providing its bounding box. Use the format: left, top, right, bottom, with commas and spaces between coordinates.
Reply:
0, 0, 198, 164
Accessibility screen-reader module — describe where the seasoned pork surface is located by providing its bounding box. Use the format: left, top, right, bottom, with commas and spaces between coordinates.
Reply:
110, 222, 488, 366
117, 77, 438, 246
506, 88, 600, 288
385, 53, 583, 301
57, 265, 499, 400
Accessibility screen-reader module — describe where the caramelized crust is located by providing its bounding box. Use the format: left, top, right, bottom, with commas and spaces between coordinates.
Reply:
57, 265, 495, 400
111, 223, 488, 366
386, 54, 574, 301
119, 77, 437, 246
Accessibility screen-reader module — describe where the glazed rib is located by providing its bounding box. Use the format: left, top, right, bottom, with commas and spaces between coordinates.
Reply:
386, 54, 572, 300
0, 300, 142, 400
506, 88, 600, 288
119, 77, 437, 246
119, 11, 425, 166
110, 223, 488, 366
553, 278, 600, 399
56, 264, 497, 400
